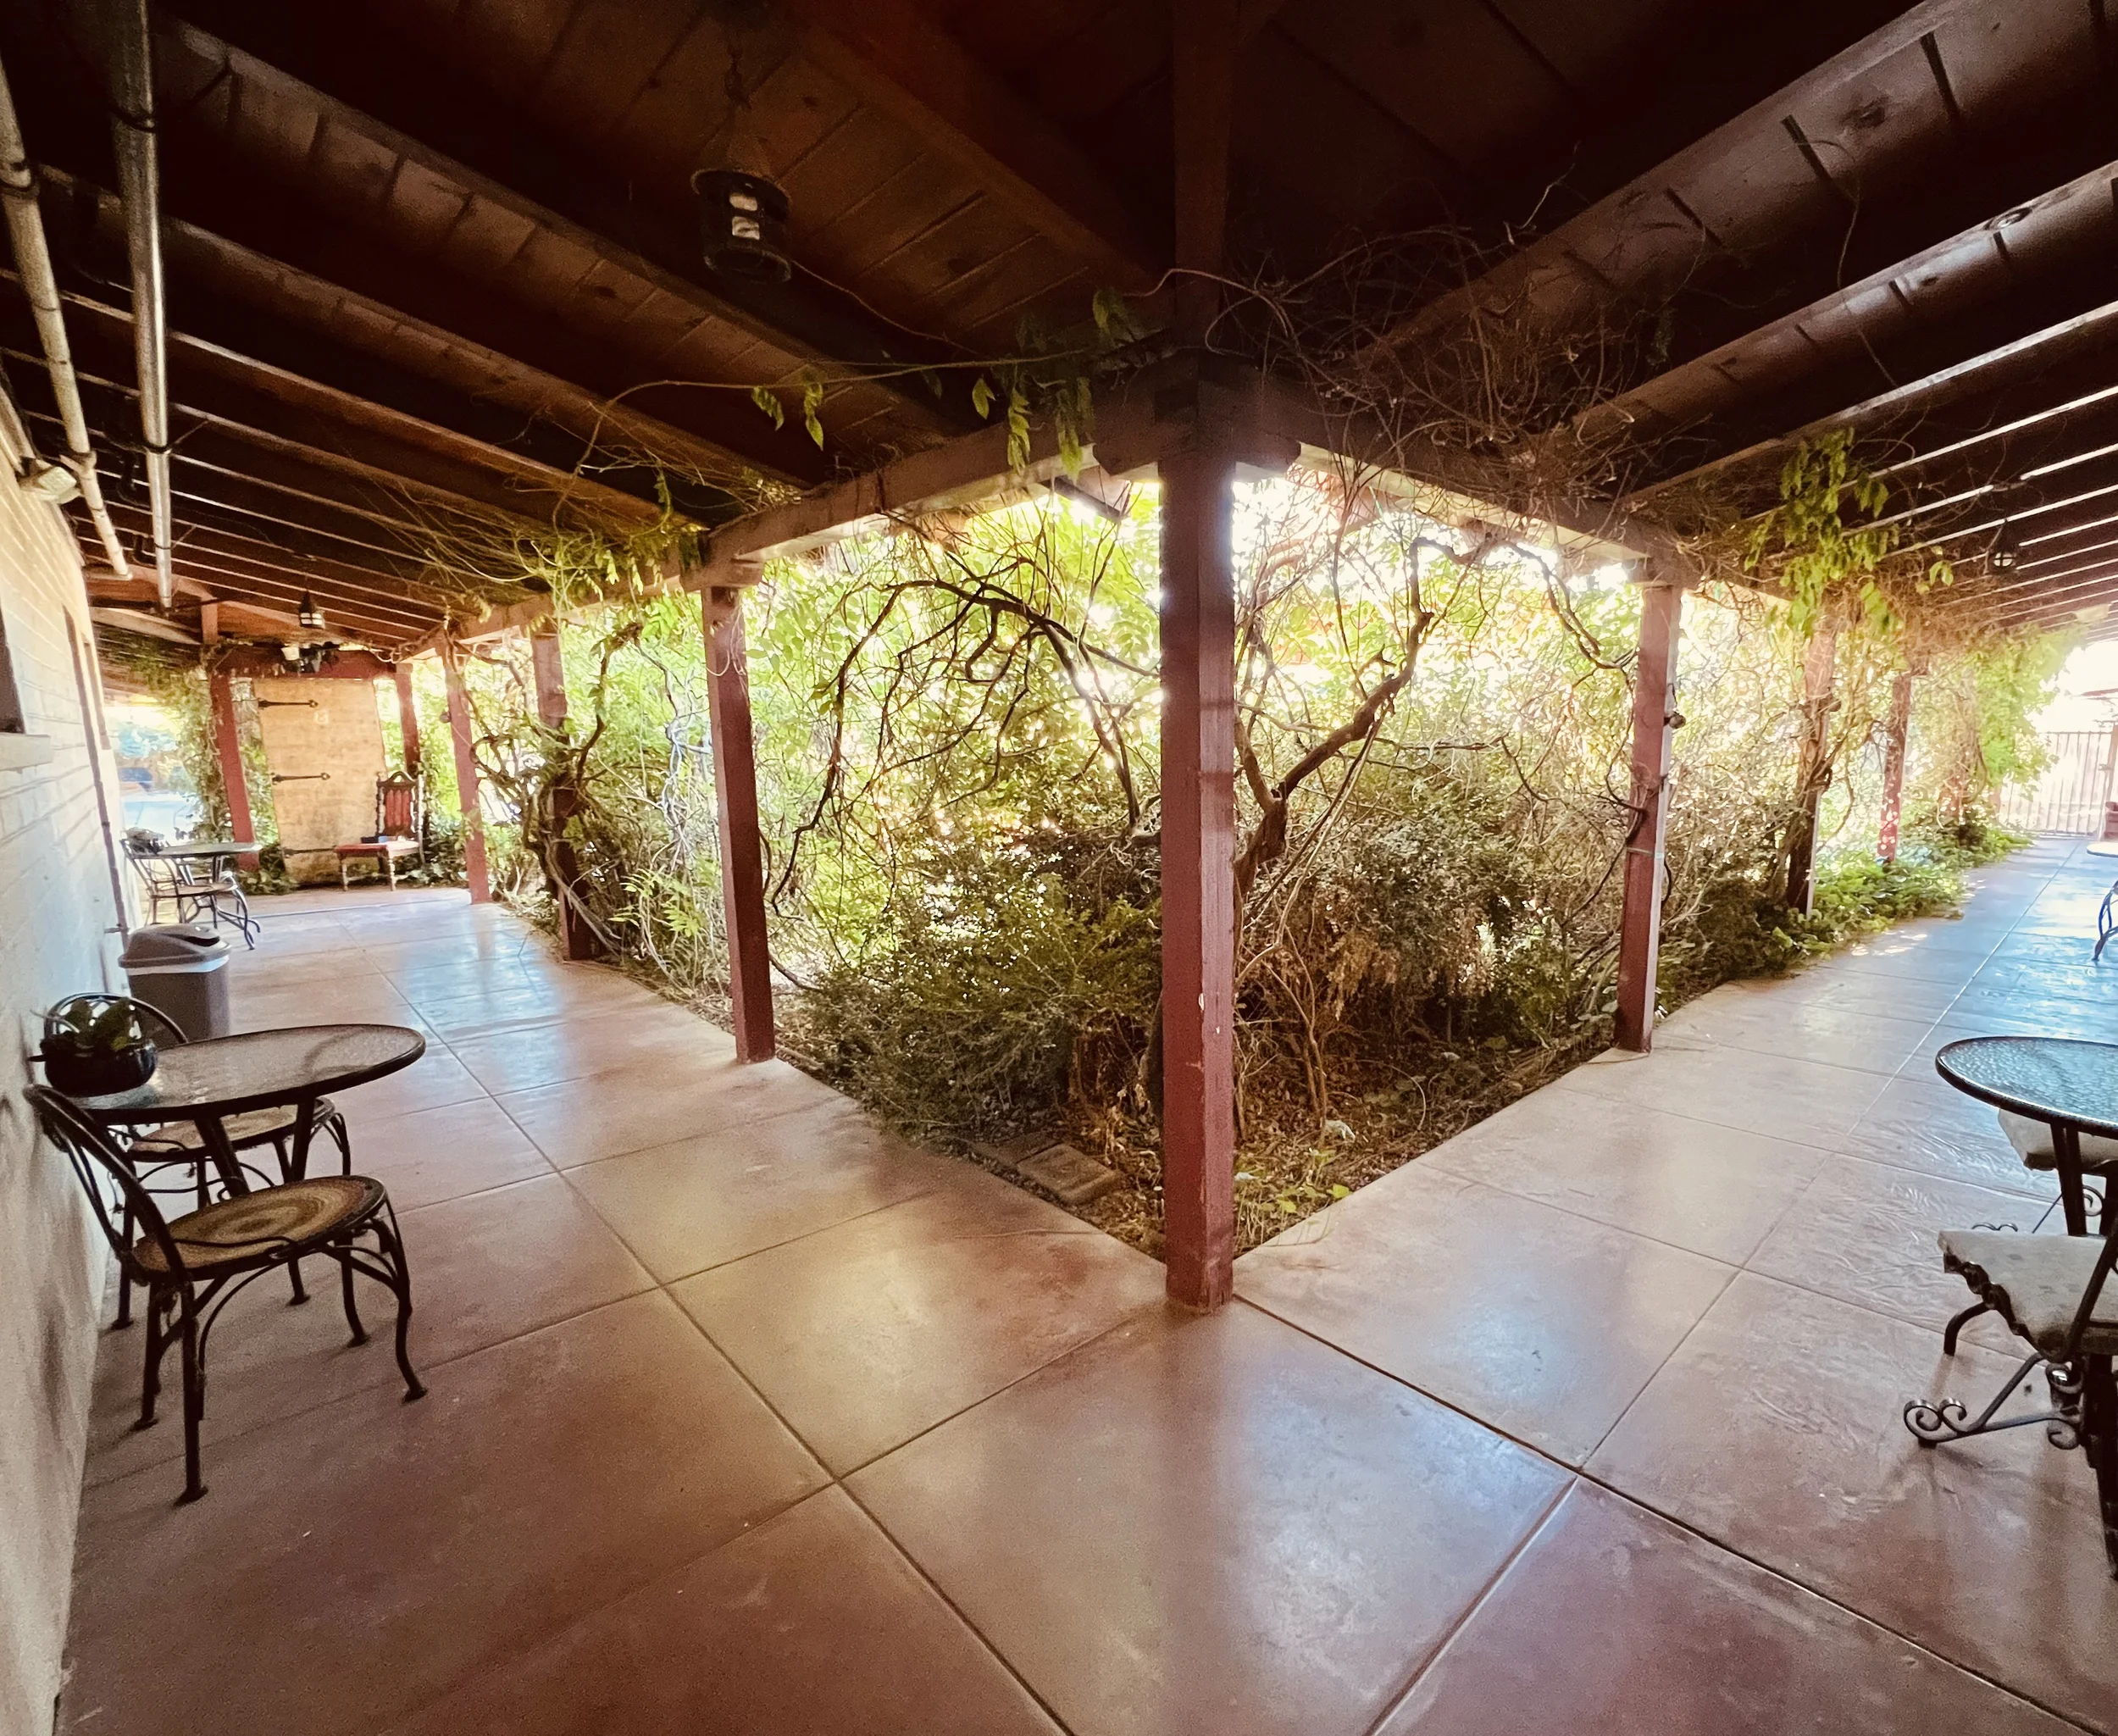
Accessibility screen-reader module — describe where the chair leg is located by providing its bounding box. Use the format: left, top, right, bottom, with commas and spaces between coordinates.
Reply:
136, 1290, 165, 1429
176, 1289, 208, 1503
1943, 1300, 1992, 1356
114, 1200, 135, 1329
374, 1213, 425, 1401
2082, 1356, 2118, 1578
337, 1247, 369, 1345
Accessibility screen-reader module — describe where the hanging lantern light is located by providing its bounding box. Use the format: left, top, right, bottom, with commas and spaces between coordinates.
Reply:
297, 591, 325, 632
693, 39, 790, 283
694, 167, 791, 282
1991, 522, 2018, 572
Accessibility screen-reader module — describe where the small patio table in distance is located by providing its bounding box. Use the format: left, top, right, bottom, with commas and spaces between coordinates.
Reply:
69, 1024, 425, 1196
1935, 1035, 2118, 1235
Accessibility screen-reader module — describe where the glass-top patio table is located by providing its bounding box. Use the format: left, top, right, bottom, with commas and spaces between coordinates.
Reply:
1937, 1034, 2118, 1234
68, 1023, 425, 1195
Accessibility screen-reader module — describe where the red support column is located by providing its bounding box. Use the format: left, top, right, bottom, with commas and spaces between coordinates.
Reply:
1158, 447, 1239, 1312
529, 625, 597, 959
1613, 572, 1684, 1053
208, 667, 259, 870
704, 587, 775, 1063
393, 660, 422, 775
441, 642, 491, 904
1877, 670, 1913, 862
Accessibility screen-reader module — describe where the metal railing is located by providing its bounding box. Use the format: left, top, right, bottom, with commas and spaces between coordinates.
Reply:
1997, 729, 2118, 835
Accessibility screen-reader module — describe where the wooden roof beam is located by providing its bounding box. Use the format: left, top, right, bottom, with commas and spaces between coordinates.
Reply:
38, 167, 819, 498
155, 14, 980, 430
778, 0, 1157, 291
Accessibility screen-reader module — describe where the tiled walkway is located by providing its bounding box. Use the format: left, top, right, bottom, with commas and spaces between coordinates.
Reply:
58, 845, 2118, 1733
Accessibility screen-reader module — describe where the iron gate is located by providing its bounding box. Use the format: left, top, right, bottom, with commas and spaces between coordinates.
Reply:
1997, 729, 2118, 835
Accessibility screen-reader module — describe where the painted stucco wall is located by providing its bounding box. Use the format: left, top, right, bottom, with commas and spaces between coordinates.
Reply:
0, 405, 130, 1736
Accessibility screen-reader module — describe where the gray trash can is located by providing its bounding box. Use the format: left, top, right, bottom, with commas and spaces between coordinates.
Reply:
120, 923, 232, 1041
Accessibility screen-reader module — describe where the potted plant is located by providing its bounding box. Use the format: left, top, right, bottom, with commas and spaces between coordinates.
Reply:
41, 996, 159, 1096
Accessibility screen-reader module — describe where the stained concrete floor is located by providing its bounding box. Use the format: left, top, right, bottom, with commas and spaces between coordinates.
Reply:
56, 841, 2118, 1733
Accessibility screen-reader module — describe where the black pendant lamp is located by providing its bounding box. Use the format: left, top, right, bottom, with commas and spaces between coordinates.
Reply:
693, 47, 790, 283
297, 590, 325, 632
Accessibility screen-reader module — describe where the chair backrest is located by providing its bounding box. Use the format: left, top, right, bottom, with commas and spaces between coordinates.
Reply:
377, 772, 420, 839
25, 1085, 188, 1278
130, 853, 183, 896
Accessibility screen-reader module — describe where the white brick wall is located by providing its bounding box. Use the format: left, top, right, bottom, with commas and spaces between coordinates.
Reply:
0, 402, 128, 1735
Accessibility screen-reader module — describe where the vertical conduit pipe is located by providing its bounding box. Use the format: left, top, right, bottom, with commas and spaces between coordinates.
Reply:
0, 53, 134, 580
105, 0, 174, 608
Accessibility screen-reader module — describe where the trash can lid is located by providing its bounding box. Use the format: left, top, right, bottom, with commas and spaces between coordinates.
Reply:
120, 923, 231, 970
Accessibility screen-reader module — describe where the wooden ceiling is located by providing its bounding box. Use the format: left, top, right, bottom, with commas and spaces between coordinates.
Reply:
2, 0, 2115, 649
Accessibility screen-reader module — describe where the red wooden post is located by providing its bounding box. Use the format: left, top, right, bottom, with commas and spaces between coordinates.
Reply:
529, 625, 597, 959
704, 586, 775, 1062
393, 660, 422, 775
208, 667, 259, 870
1159, 447, 1239, 1311
441, 642, 491, 904
1613, 572, 1683, 1053
1877, 670, 1913, 862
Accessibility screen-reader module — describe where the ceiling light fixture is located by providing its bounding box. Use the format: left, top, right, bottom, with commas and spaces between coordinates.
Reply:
297, 591, 325, 632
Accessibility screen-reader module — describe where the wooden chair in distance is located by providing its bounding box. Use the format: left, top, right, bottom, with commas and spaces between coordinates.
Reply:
335, 771, 426, 889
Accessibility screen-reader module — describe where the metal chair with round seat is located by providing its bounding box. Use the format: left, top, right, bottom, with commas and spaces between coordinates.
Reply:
28, 1085, 425, 1503
51, 996, 355, 1329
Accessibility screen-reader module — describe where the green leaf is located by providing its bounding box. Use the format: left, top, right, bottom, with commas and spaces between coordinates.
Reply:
971, 376, 995, 420
748, 385, 785, 430
1328, 1183, 1351, 1200
917, 368, 944, 398
801, 378, 827, 449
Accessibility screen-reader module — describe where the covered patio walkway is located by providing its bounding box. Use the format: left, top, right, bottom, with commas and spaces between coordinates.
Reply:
59, 845, 2118, 1735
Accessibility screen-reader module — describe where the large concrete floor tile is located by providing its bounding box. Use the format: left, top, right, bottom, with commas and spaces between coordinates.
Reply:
1238, 1164, 1733, 1461
1554, 1043, 1886, 1151
566, 1101, 945, 1280
62, 1294, 825, 1736
500, 1055, 846, 1165
1934, 989, 2118, 1042
1968, 958, 2118, 1007
1653, 993, 1935, 1078
382, 1488, 1058, 1736
346, 1095, 555, 1210
228, 976, 424, 1034
1588, 1273, 2118, 1731
415, 968, 665, 1036
1417, 1086, 1823, 1263
396, 1173, 655, 1366
328, 1045, 486, 1124
850, 1303, 1569, 1736
1379, 1481, 2076, 1736
675, 1172, 1167, 1471
1747, 1154, 2045, 1354
446, 1000, 735, 1095
1848, 1073, 2051, 1194
1722, 968, 1966, 1022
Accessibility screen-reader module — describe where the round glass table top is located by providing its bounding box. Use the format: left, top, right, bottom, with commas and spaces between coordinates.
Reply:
71, 1023, 425, 1123
1935, 1035, 2118, 1140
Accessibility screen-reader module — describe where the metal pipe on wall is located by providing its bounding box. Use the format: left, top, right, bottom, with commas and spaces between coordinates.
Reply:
0, 53, 135, 580
103, 0, 174, 608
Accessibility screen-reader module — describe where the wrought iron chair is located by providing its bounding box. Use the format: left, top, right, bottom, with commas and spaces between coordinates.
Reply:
1937, 1111, 2118, 1355
70, 997, 354, 1329
125, 841, 258, 947
335, 771, 426, 888
28, 1085, 424, 1504
1907, 1216, 2118, 1576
